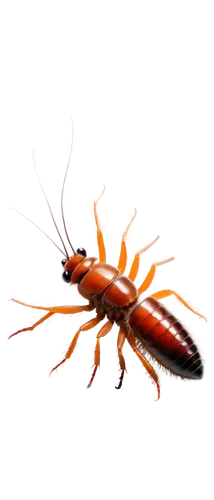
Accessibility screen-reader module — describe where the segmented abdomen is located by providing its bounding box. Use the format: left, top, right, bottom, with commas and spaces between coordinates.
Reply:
129, 298, 203, 379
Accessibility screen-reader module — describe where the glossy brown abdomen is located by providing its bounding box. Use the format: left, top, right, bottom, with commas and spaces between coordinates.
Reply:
129, 298, 203, 379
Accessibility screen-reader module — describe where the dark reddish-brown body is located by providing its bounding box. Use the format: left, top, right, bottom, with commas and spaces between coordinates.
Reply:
64, 256, 203, 381
129, 298, 203, 379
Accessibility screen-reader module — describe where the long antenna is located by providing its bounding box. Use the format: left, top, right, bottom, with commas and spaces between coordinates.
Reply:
59, 113, 76, 253
33, 151, 69, 259
8, 204, 65, 255
8, 114, 76, 259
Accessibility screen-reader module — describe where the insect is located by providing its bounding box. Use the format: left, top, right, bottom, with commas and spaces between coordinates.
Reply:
9, 133, 207, 400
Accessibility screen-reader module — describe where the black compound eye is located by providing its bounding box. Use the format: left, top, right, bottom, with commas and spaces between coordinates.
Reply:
62, 270, 71, 283
61, 258, 67, 266
76, 247, 87, 257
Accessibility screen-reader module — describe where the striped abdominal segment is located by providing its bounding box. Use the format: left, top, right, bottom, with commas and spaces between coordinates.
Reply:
129, 298, 203, 379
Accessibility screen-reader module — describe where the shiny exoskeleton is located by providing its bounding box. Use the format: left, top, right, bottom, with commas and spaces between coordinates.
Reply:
6, 114, 208, 403
62, 250, 204, 393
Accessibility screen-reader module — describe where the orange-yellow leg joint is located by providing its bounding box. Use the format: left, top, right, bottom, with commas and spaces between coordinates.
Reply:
92, 185, 107, 262
116, 328, 128, 391
127, 234, 161, 281
6, 312, 54, 344
47, 316, 101, 378
117, 208, 138, 274
138, 255, 176, 295
10, 297, 90, 316
150, 288, 208, 323
86, 320, 113, 389
127, 332, 163, 403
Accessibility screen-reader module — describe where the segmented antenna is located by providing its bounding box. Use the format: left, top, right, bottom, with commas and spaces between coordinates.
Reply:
58, 113, 76, 253
8, 204, 65, 255
33, 150, 69, 259
8, 114, 76, 259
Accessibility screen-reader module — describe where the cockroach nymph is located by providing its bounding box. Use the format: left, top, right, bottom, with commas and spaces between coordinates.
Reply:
9, 129, 207, 400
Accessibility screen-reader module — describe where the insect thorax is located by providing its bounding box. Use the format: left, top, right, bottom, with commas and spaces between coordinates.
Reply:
93, 293, 138, 323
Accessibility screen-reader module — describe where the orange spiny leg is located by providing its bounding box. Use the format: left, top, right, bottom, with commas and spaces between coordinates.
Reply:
10, 298, 94, 314
115, 328, 126, 389
150, 289, 207, 321
128, 235, 160, 282
126, 332, 160, 401
87, 319, 113, 388
49, 316, 102, 376
6, 312, 54, 344
138, 256, 175, 295
117, 210, 137, 274
94, 185, 106, 262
